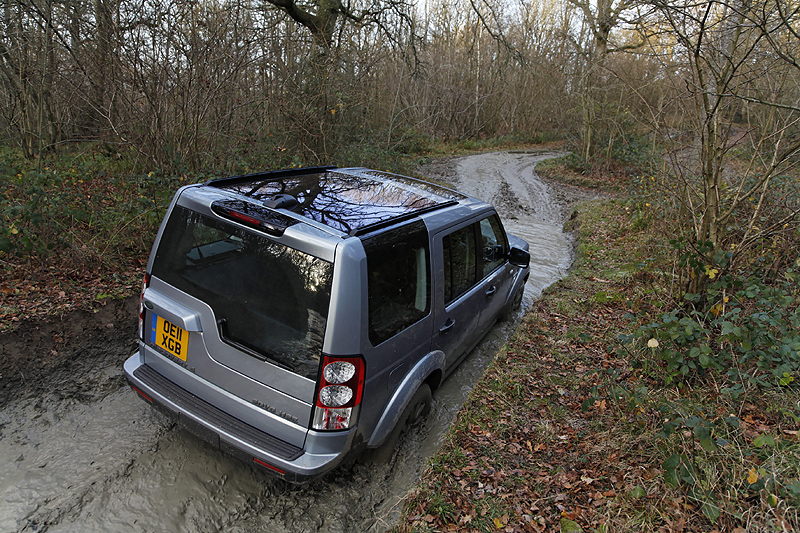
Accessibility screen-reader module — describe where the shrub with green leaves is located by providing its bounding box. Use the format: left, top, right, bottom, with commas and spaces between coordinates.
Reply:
636, 254, 800, 392
0, 162, 182, 270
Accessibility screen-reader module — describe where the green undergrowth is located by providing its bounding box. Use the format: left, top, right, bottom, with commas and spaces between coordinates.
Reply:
394, 194, 799, 531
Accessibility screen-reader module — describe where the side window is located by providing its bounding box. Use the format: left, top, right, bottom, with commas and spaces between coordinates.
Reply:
442, 214, 508, 305
443, 224, 477, 304
364, 221, 431, 346
478, 215, 508, 278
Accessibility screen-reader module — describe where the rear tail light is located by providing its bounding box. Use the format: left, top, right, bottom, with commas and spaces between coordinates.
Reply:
312, 356, 365, 430
138, 273, 151, 340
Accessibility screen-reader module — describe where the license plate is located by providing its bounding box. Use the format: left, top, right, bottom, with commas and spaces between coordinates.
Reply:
151, 315, 188, 361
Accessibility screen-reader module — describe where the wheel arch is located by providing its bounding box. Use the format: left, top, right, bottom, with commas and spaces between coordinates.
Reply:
366, 350, 445, 448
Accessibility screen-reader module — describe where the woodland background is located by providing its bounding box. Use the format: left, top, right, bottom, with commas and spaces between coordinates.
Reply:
4, 0, 800, 274
3, 1, 800, 529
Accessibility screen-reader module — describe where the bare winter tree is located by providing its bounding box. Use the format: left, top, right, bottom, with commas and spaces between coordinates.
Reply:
647, 0, 800, 292
264, 0, 352, 49
0, 0, 609, 167
565, 0, 645, 162
257, 0, 419, 158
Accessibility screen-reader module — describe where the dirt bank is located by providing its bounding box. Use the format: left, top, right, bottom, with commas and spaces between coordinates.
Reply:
0, 296, 138, 404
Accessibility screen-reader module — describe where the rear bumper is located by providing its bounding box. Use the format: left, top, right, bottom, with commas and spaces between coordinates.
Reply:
123, 354, 354, 483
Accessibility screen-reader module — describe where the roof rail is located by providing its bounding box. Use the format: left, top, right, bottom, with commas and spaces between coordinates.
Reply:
204, 166, 336, 189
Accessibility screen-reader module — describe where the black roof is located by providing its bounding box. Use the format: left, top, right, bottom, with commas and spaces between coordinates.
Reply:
206, 167, 467, 236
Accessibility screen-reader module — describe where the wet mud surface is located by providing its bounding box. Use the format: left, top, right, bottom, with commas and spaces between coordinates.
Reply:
0, 151, 599, 532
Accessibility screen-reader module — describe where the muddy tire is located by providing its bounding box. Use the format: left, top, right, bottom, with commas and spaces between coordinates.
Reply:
363, 383, 432, 465
511, 287, 524, 310
404, 382, 432, 427
501, 287, 524, 321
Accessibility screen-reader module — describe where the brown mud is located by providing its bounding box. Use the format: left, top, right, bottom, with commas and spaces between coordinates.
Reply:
0, 296, 138, 405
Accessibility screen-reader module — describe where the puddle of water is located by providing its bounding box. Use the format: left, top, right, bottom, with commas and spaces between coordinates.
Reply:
52, 429, 270, 532
454, 151, 573, 301
0, 151, 575, 533
0, 382, 171, 532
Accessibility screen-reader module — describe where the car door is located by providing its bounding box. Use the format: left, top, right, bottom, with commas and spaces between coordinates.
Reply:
475, 214, 514, 329
431, 219, 492, 371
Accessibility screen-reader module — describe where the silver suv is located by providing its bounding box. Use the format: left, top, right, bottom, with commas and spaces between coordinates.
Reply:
124, 166, 530, 482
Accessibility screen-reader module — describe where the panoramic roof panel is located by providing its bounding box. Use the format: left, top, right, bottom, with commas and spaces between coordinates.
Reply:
215, 169, 466, 234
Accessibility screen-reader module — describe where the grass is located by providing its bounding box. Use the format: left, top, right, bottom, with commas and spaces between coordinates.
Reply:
393, 173, 800, 532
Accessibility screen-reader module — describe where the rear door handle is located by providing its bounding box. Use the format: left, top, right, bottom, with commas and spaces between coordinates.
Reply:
439, 318, 456, 334
485, 285, 497, 298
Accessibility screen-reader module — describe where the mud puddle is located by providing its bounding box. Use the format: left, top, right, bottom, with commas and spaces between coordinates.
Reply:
0, 151, 592, 532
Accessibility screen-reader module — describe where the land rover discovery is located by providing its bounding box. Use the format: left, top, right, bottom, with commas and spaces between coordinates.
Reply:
124, 166, 530, 483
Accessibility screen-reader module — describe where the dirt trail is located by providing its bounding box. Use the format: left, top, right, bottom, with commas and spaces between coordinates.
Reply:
0, 151, 595, 532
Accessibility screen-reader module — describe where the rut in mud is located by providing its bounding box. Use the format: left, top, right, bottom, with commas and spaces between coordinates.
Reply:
0, 151, 598, 532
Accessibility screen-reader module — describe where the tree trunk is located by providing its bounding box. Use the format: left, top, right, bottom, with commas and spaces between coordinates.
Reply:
93, 0, 114, 142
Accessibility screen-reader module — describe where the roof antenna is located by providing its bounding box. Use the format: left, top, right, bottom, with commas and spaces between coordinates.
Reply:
263, 194, 299, 211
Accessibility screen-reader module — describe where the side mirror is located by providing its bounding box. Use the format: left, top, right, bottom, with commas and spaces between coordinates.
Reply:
508, 247, 530, 268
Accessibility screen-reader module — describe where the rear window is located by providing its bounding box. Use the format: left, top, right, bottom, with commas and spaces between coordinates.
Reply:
151, 206, 333, 379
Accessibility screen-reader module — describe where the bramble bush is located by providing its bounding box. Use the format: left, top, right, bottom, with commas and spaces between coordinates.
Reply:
634, 246, 800, 393
579, 227, 800, 525
0, 162, 182, 270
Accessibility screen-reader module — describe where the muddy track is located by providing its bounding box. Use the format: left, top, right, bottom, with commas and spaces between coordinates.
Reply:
0, 151, 597, 532
0, 297, 138, 405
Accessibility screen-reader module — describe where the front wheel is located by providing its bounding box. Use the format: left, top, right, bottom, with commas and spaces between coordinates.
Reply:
511, 286, 524, 310
501, 287, 524, 321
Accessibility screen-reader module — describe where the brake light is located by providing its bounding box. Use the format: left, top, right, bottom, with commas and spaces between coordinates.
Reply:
210, 200, 290, 236
226, 209, 261, 227
312, 356, 365, 430
138, 273, 150, 340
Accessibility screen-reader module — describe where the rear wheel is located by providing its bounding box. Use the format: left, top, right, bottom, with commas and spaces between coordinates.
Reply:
404, 383, 432, 427
363, 383, 432, 465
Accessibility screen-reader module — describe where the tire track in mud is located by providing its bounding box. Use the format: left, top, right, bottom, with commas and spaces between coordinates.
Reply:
0, 151, 590, 532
